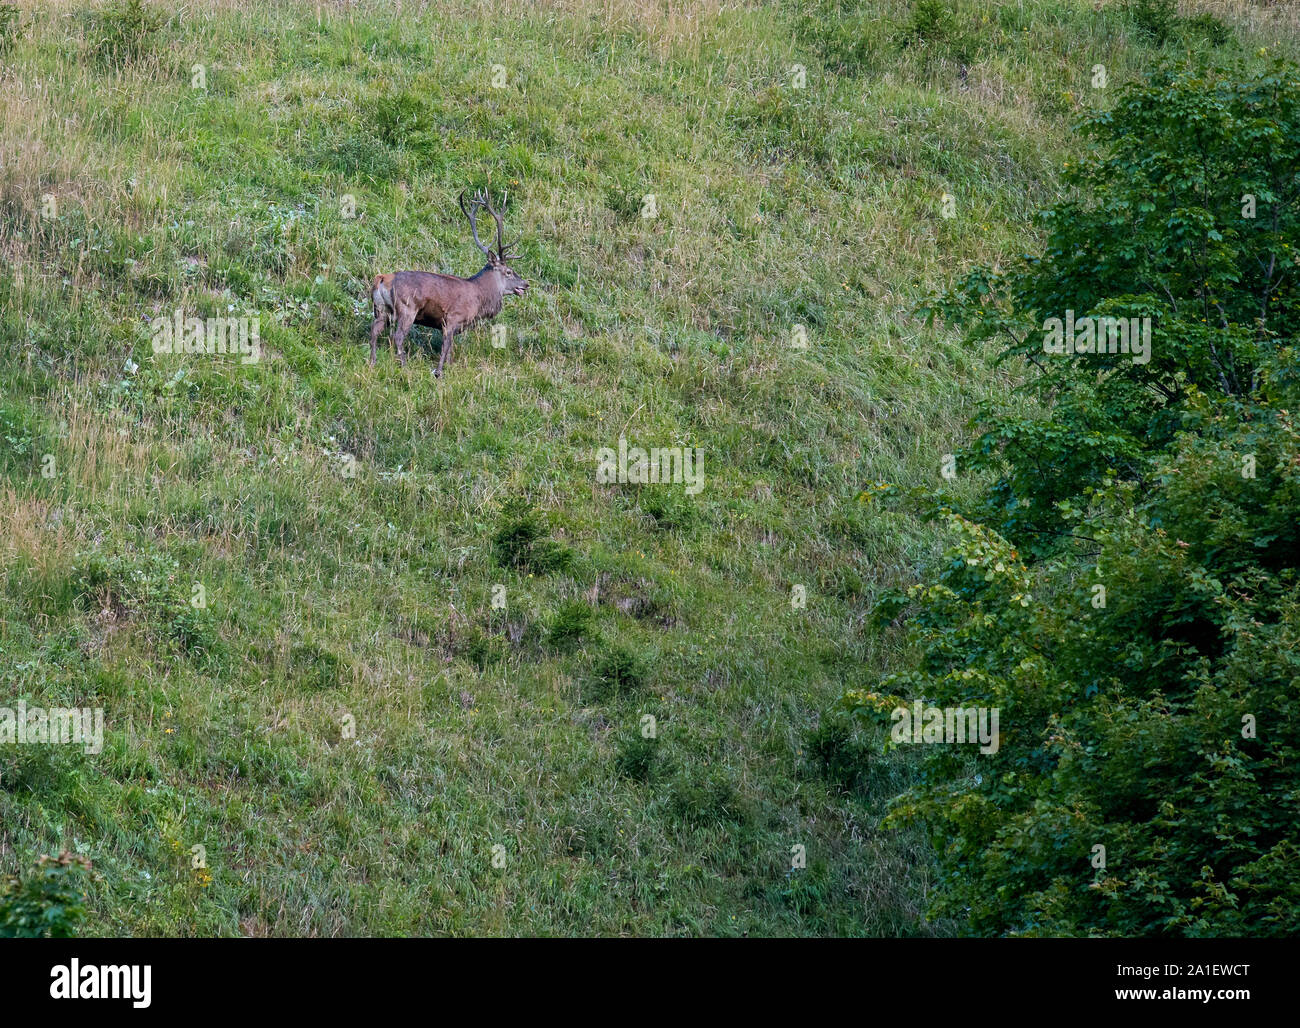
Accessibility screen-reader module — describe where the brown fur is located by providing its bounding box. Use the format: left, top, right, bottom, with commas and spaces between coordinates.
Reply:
368, 192, 528, 376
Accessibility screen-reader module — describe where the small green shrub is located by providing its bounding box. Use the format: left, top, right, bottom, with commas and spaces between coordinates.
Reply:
372, 89, 437, 153
0, 2, 23, 55
89, 0, 164, 67
777, 861, 831, 916
0, 853, 93, 939
734, 87, 836, 169
668, 768, 747, 827
794, 5, 882, 77
1182, 12, 1232, 48
807, 714, 872, 791
902, 0, 956, 45
897, 0, 983, 62
548, 599, 594, 650
71, 547, 219, 658
604, 188, 642, 223
465, 629, 507, 669
289, 642, 345, 690
1129, 0, 1177, 44
614, 732, 665, 783
492, 498, 573, 575
0, 745, 67, 798
319, 131, 400, 182
0, 403, 39, 472
585, 642, 650, 702
640, 490, 700, 532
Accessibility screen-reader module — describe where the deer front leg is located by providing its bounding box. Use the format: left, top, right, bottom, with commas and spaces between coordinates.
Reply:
435, 327, 455, 378
390, 309, 415, 367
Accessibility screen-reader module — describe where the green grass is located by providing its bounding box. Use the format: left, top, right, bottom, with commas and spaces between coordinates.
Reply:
0, 0, 1296, 936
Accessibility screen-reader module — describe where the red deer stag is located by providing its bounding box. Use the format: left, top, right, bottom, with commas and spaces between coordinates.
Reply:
368, 190, 528, 376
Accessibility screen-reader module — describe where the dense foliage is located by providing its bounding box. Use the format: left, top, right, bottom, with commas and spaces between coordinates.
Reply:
925, 60, 1300, 554
856, 61, 1300, 936
0, 852, 93, 938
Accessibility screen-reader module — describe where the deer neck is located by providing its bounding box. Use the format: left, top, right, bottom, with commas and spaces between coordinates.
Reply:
469, 265, 505, 320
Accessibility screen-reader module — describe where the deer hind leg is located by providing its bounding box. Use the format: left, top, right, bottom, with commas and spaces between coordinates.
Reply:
390, 308, 415, 367
369, 276, 395, 366
368, 311, 390, 367
435, 326, 455, 378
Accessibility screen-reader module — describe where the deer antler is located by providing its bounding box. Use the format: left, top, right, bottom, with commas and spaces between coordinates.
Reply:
460, 189, 521, 263
459, 190, 494, 260
478, 190, 509, 261
497, 190, 523, 260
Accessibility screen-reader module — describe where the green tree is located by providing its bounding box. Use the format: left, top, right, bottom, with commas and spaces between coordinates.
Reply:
925, 60, 1300, 554
859, 61, 1300, 936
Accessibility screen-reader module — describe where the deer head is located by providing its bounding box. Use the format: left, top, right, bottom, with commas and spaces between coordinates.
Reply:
459, 190, 529, 297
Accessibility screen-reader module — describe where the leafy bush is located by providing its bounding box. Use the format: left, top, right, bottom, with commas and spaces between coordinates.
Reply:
372, 90, 435, 147
465, 629, 508, 669
0, 853, 93, 938
778, 860, 832, 916
1183, 13, 1233, 48
733, 87, 836, 170
1127, 0, 1229, 48
318, 130, 400, 182
0, 403, 39, 472
898, 0, 978, 61
604, 181, 647, 223
857, 406, 1300, 936
923, 60, 1300, 556
863, 62, 1300, 937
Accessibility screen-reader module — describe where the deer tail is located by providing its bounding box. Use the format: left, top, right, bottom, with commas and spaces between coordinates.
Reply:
371, 273, 395, 315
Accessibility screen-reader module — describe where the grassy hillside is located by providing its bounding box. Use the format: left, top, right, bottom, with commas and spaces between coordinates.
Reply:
1, 0, 1296, 936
